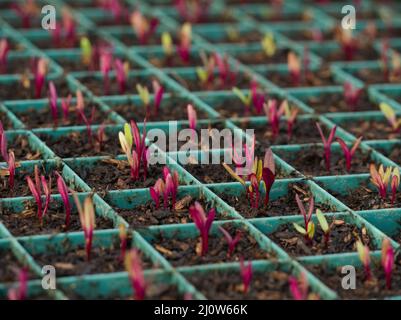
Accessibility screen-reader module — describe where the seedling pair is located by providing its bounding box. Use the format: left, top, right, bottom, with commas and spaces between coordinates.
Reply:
162, 23, 192, 65
149, 166, 179, 210
136, 80, 165, 118
232, 82, 265, 115
264, 99, 299, 140
370, 164, 400, 204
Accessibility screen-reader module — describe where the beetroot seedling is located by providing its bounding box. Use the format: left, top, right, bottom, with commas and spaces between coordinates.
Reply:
356, 240, 372, 281
240, 258, 252, 294
381, 238, 395, 290
292, 194, 315, 243
56, 172, 71, 229
343, 82, 363, 111
370, 164, 399, 203
336, 136, 363, 172
380, 102, 401, 133
219, 226, 242, 257
149, 166, 179, 210
7, 268, 28, 301
130, 10, 159, 45
316, 122, 337, 172
125, 248, 146, 300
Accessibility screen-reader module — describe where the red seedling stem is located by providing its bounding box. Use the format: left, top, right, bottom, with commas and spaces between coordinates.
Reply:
343, 82, 363, 111
7, 268, 28, 301
336, 136, 362, 172
219, 227, 241, 257
295, 194, 314, 243
125, 249, 146, 300
240, 258, 252, 294
48, 81, 58, 127
189, 202, 215, 256
382, 238, 394, 290
316, 123, 337, 172
7, 151, 15, 189
56, 172, 71, 229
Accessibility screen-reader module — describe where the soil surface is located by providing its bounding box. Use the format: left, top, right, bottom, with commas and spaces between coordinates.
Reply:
115, 195, 228, 228
236, 48, 290, 65
9, 135, 42, 161
175, 14, 236, 24
275, 147, 373, 177
308, 257, 401, 299
280, 29, 335, 42
112, 97, 208, 122
148, 54, 204, 69
207, 31, 263, 44
339, 120, 399, 140
220, 182, 337, 218
0, 112, 14, 129
354, 69, 401, 85
114, 33, 163, 46
333, 183, 401, 211
32, 241, 155, 277
320, 46, 379, 62
187, 270, 295, 300
0, 201, 114, 237
169, 71, 252, 92
38, 131, 121, 158
71, 159, 163, 193
305, 91, 377, 113
0, 250, 37, 283
269, 220, 374, 256
15, 103, 113, 129
267, 68, 337, 88
152, 224, 274, 267
384, 145, 401, 165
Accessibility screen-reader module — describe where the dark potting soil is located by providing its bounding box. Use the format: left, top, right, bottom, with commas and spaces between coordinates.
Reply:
0, 78, 71, 101
112, 97, 209, 122
354, 68, 401, 85
252, 12, 312, 23
333, 183, 401, 211
212, 97, 268, 118
267, 68, 337, 88
176, 14, 237, 24
0, 201, 114, 237
220, 182, 336, 218
32, 242, 155, 277
38, 131, 121, 158
65, 283, 182, 300
0, 58, 33, 75
9, 134, 42, 161
115, 196, 227, 228
235, 48, 290, 65
269, 220, 374, 257
153, 224, 274, 267
385, 145, 401, 165
275, 147, 373, 177
16, 103, 113, 129
72, 160, 164, 193
240, 119, 328, 147
207, 31, 263, 45
187, 270, 295, 300
115, 33, 163, 46
307, 258, 401, 299
280, 29, 336, 42
305, 91, 376, 113
78, 76, 162, 96
339, 120, 399, 140
31, 34, 106, 50
0, 112, 14, 129
321, 46, 380, 62
148, 54, 204, 69
0, 250, 37, 283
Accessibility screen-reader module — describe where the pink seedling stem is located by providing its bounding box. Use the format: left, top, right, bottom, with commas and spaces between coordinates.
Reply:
262, 148, 276, 206
75, 90, 95, 141
100, 50, 113, 95
48, 81, 58, 127
130, 11, 159, 45
340, 29, 357, 61
250, 81, 265, 115
152, 80, 164, 116
7, 268, 28, 301
26, 166, 51, 224
381, 238, 395, 289
72, 193, 95, 261
0, 38, 9, 72
240, 258, 252, 294
0, 124, 9, 162
187, 104, 197, 141
56, 172, 71, 229
149, 167, 179, 210
189, 201, 216, 256
289, 273, 309, 300
178, 23, 192, 63
336, 136, 362, 172
95, 123, 106, 151
219, 227, 241, 257
288, 52, 301, 87
61, 94, 72, 121
294, 194, 315, 243
264, 99, 286, 140
356, 241, 372, 281
34, 58, 47, 98
7, 151, 15, 189
391, 171, 400, 205
11, 0, 37, 29
119, 224, 128, 261
114, 59, 127, 94
316, 123, 337, 172
125, 248, 146, 300
343, 82, 363, 111
62, 9, 76, 44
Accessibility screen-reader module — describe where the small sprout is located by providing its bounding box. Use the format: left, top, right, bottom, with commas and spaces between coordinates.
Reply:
34, 58, 48, 98
380, 102, 401, 133
7, 268, 28, 301
289, 273, 311, 300
261, 33, 276, 57
114, 59, 129, 94
177, 23, 192, 63
119, 224, 128, 261
149, 167, 179, 210
61, 94, 72, 120
282, 100, 299, 140
264, 99, 287, 140
119, 121, 148, 181
137, 84, 150, 114
370, 164, 399, 202
62, 9, 76, 44
232, 87, 252, 114
381, 238, 394, 290
152, 80, 165, 117
48, 81, 58, 127
0, 38, 9, 72
339, 29, 357, 61
187, 104, 197, 132
100, 50, 113, 95
56, 172, 71, 230
72, 193, 96, 261
250, 81, 265, 115
214, 53, 237, 87
0, 124, 8, 162
189, 201, 216, 256
390, 52, 401, 82
316, 209, 330, 246
292, 194, 315, 243
162, 32, 174, 58
175, 0, 211, 23
240, 258, 252, 294
80, 37, 92, 67
287, 52, 301, 87
125, 248, 146, 300
26, 165, 51, 224
356, 240, 371, 281
130, 11, 159, 45
336, 136, 363, 172
316, 123, 337, 172
219, 226, 241, 257
343, 82, 363, 111
75, 90, 95, 141
95, 123, 106, 152
11, 0, 38, 28
196, 52, 215, 87
7, 151, 15, 189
